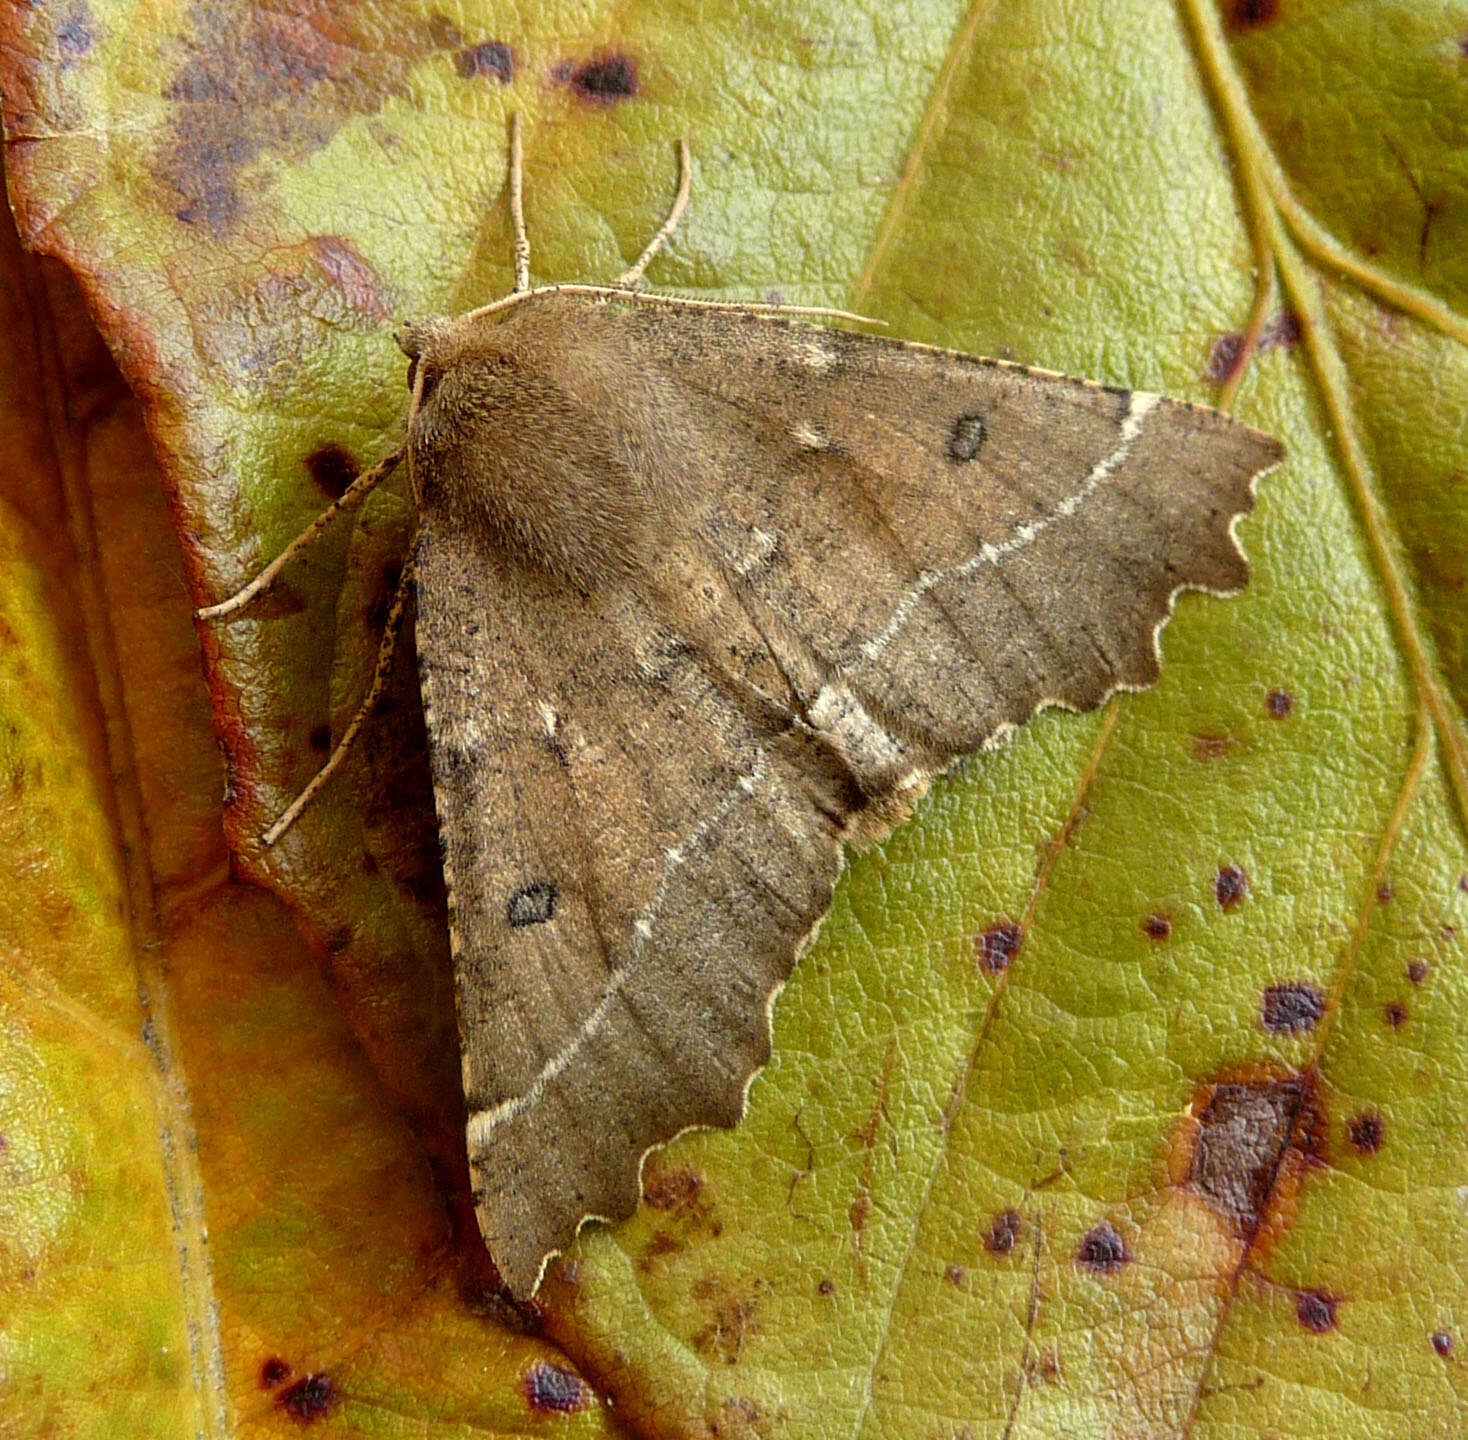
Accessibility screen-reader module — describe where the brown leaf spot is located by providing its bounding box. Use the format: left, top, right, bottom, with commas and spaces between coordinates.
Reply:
309, 236, 390, 320
259, 1356, 292, 1388
1215, 864, 1248, 910
1229, 0, 1280, 29
1075, 1221, 1130, 1274
1262, 310, 1302, 348
986, 1210, 1022, 1256
1407, 959, 1429, 985
1294, 1289, 1340, 1333
523, 1362, 591, 1414
692, 1276, 765, 1365
1385, 1001, 1408, 1029
455, 40, 514, 81
277, 1373, 340, 1423
643, 1167, 703, 1212
944, 1263, 967, 1286
1376, 883, 1394, 904
1191, 731, 1237, 761
817, 1277, 835, 1296
1142, 912, 1172, 941
1459, 872, 1468, 892
1346, 1110, 1384, 1155
1261, 982, 1326, 1035
1184, 1073, 1325, 1244
977, 920, 1023, 975
1266, 688, 1294, 718
1432, 1330, 1455, 1358
561, 52, 639, 103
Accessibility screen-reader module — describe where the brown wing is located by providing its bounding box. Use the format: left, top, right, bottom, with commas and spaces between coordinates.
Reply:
587, 301, 1282, 769
411, 295, 1282, 1298
412, 516, 862, 1297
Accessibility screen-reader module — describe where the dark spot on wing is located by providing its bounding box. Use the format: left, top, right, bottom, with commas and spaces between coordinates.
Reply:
523, 1362, 591, 1413
1346, 1110, 1383, 1155
1228, 0, 1279, 29
561, 52, 639, 103
308, 723, 332, 753
1384, 1001, 1408, 1029
1142, 912, 1172, 941
1432, 1330, 1455, 1358
507, 881, 557, 927
1215, 863, 1248, 910
946, 413, 987, 462
277, 1373, 340, 1423
1076, 1220, 1129, 1274
455, 40, 514, 81
1261, 982, 1325, 1035
1294, 1289, 1340, 1333
977, 920, 1022, 974
324, 926, 352, 954
304, 442, 358, 499
986, 1210, 1022, 1256
1266, 688, 1294, 718
260, 1356, 292, 1388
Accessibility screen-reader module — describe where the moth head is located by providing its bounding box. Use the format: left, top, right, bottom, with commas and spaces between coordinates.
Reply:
396, 317, 455, 406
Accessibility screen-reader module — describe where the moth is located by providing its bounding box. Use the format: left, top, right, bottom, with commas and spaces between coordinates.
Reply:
199, 116, 1284, 1298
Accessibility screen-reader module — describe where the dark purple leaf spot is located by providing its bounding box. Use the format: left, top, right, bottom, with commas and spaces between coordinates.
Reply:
1266, 688, 1294, 718
1204, 331, 1246, 385
277, 1373, 340, 1423
944, 1263, 967, 1286
305, 442, 358, 499
1385, 1002, 1408, 1029
455, 41, 513, 82
1261, 310, 1302, 348
523, 1362, 590, 1414
58, 2, 97, 59
1261, 982, 1326, 1035
1432, 1330, 1455, 1358
1346, 1111, 1383, 1155
817, 1277, 835, 1296
1407, 959, 1428, 985
1215, 864, 1248, 910
977, 920, 1023, 975
1075, 1221, 1130, 1274
1229, 0, 1280, 29
1294, 1289, 1340, 1333
1142, 913, 1172, 941
986, 1210, 1022, 1256
563, 52, 639, 103
308, 723, 332, 753
1376, 883, 1394, 904
1458, 873, 1468, 892
259, 1356, 292, 1389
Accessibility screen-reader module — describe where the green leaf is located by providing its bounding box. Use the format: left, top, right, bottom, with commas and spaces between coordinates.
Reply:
2, 1, 1465, 1436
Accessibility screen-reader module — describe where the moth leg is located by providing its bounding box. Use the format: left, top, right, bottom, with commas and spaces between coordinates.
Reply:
613, 136, 692, 289
509, 112, 532, 294
195, 450, 401, 621
261, 555, 417, 846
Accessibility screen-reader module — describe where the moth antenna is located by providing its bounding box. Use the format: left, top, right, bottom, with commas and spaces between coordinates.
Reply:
614, 135, 693, 289
509, 112, 531, 294
261, 554, 417, 846
195, 451, 401, 621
